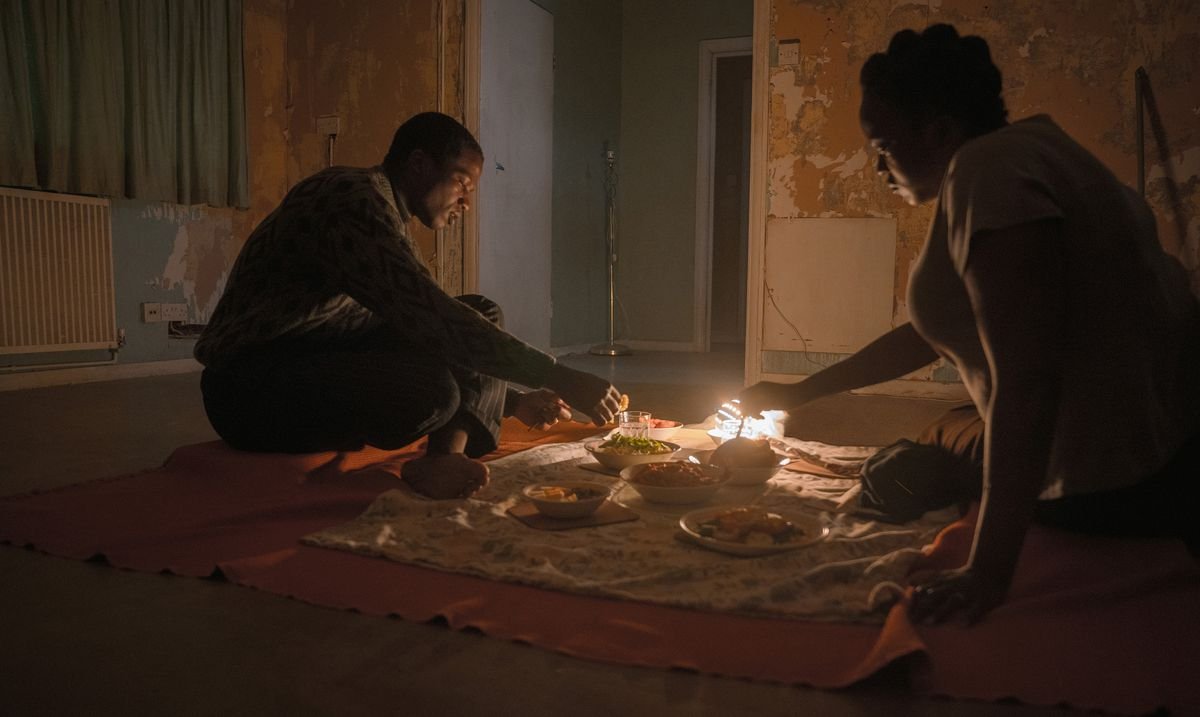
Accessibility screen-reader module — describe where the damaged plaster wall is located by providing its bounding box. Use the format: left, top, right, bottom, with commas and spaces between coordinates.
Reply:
102, 0, 457, 365
108, 0, 289, 364
764, 0, 1200, 385
286, 0, 458, 288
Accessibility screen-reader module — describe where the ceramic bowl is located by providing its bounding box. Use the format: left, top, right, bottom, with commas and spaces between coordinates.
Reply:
646, 419, 684, 441
584, 439, 680, 471
693, 449, 788, 486
522, 480, 612, 519
619, 461, 728, 504
707, 428, 733, 446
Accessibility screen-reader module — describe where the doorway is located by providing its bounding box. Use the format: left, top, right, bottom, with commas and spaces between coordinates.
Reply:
695, 37, 752, 353
477, 0, 554, 350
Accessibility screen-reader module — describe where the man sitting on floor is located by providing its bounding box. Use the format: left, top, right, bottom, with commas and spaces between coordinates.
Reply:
195, 112, 621, 500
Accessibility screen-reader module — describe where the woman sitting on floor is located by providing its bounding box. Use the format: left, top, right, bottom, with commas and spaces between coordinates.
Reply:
739, 24, 1200, 624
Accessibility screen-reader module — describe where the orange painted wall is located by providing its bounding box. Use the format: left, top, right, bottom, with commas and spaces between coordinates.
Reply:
225, 0, 290, 303
767, 0, 1200, 322
137, 0, 287, 330
13, 0, 458, 367
192, 0, 456, 324
286, 0, 460, 265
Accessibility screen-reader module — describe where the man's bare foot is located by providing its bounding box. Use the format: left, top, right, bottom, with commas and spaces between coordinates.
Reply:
400, 453, 490, 499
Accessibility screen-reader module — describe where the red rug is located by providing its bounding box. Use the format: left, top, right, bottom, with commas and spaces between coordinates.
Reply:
2, 419, 1196, 715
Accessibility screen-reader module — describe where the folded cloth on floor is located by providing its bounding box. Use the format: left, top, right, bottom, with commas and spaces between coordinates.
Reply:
304, 440, 956, 623
771, 436, 873, 478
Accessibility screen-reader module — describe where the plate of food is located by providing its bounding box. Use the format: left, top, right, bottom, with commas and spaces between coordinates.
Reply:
678, 506, 828, 557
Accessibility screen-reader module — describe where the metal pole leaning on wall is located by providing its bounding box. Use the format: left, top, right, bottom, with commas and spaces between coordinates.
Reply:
590, 146, 631, 356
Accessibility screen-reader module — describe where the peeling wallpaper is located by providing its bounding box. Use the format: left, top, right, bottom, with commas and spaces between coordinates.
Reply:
46, 1, 1194, 369
286, 0, 456, 276
768, 0, 1200, 334
98, 0, 289, 365
98, 0, 455, 365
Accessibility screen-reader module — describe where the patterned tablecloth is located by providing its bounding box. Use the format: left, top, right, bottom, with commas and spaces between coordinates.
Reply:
304, 433, 957, 624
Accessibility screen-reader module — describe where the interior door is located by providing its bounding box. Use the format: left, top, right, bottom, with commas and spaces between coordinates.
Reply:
478, 0, 554, 352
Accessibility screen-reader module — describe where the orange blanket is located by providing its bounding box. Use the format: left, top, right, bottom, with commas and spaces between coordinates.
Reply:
1, 419, 1196, 714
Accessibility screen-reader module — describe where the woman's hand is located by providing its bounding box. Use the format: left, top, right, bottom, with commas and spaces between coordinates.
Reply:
908, 566, 1009, 625
737, 381, 804, 416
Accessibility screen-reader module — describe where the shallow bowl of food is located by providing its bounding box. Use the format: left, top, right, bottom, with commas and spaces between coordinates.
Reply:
679, 506, 828, 556
522, 480, 612, 519
585, 435, 680, 471
646, 418, 684, 441
619, 461, 729, 504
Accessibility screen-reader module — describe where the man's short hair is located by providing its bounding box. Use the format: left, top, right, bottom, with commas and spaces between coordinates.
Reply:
384, 112, 482, 170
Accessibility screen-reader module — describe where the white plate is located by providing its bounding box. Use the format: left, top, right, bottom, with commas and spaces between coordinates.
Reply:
678, 506, 829, 556
612, 482, 766, 516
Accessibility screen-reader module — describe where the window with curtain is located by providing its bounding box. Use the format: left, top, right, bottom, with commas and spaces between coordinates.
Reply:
0, 0, 248, 208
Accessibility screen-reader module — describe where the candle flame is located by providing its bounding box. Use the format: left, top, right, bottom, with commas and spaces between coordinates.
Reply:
712, 399, 785, 441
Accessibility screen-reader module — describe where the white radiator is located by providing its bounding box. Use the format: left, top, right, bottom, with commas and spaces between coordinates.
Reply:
0, 187, 118, 356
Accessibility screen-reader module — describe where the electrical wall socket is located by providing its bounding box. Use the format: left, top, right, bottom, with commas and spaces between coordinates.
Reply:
161, 303, 188, 322
141, 303, 162, 322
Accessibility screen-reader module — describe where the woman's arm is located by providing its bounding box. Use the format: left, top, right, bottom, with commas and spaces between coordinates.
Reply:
910, 218, 1066, 623
739, 322, 938, 413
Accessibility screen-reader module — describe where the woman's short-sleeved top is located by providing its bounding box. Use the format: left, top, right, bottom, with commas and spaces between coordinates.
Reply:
908, 115, 1199, 498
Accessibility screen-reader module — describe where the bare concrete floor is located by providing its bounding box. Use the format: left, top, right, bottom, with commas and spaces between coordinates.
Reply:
0, 350, 1082, 716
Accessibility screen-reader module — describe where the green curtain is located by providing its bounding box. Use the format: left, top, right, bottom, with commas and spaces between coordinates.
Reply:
0, 0, 248, 208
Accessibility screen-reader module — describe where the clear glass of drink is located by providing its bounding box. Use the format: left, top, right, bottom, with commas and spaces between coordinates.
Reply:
618, 410, 652, 438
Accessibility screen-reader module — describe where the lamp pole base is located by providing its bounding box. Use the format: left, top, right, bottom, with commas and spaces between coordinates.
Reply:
588, 342, 632, 357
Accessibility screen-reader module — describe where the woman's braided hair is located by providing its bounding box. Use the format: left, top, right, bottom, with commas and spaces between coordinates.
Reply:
860, 24, 1007, 137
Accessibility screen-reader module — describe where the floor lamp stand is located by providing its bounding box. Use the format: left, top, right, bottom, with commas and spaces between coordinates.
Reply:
590, 148, 631, 357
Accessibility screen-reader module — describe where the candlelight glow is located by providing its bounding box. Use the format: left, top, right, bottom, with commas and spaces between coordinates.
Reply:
711, 400, 786, 441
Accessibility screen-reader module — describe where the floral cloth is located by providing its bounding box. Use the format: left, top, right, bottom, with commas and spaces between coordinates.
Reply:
304, 440, 957, 623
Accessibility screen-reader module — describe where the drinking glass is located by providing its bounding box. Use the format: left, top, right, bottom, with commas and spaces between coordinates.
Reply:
618, 410, 652, 438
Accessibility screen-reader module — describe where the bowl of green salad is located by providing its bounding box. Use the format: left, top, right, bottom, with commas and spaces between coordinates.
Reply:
584, 434, 680, 471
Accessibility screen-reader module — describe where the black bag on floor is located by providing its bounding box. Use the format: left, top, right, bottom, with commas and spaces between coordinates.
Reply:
858, 439, 979, 523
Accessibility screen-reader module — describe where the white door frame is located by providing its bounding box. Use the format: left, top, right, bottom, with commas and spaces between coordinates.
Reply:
744, 0, 769, 386
693, 36, 752, 353
462, 0, 481, 294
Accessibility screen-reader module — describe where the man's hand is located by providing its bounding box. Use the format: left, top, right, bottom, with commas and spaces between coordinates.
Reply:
543, 364, 622, 426
510, 389, 572, 430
